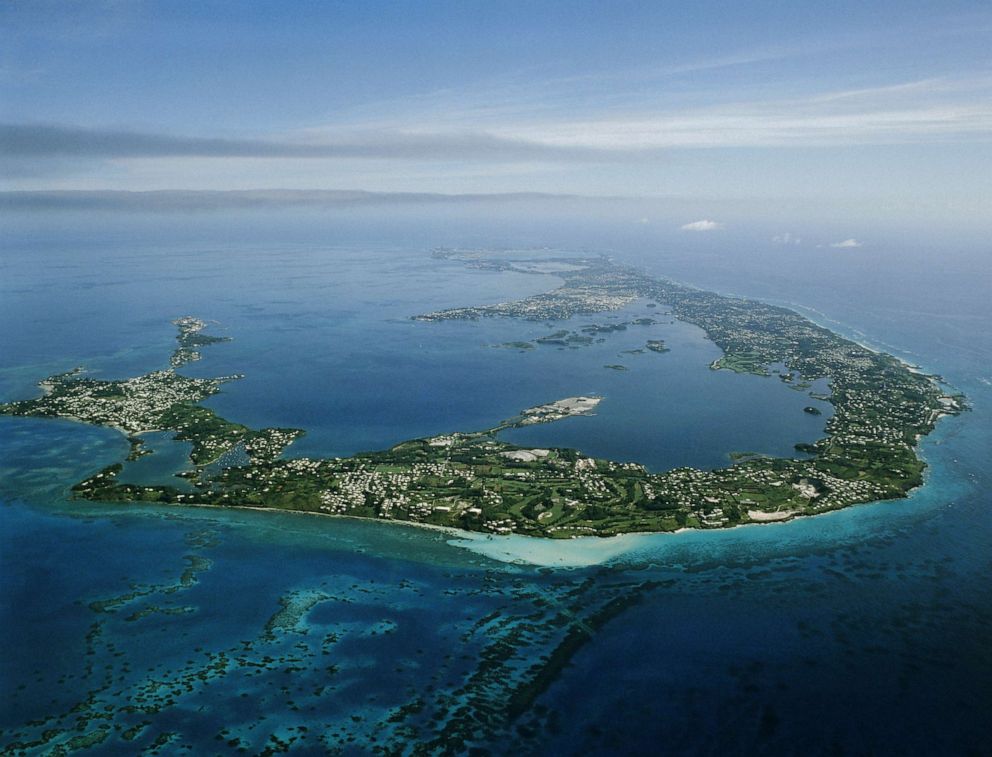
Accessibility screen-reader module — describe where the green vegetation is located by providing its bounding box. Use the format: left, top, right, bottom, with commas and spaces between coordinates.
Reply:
0, 250, 966, 538
536, 330, 593, 346
158, 404, 250, 464
711, 352, 768, 375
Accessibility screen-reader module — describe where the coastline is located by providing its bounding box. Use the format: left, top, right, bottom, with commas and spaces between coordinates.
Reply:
7, 346, 959, 563
645, 268, 955, 390
36, 413, 952, 571
85, 415, 952, 570
163, 500, 649, 567
15, 378, 954, 544
1, 254, 964, 551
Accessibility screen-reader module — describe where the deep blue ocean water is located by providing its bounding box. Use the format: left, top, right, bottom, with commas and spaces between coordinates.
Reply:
1, 212, 989, 754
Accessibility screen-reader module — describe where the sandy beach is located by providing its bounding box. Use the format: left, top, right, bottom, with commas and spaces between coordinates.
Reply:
747, 509, 796, 522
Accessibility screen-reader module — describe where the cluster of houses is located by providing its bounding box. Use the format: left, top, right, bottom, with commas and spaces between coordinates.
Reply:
10, 369, 228, 434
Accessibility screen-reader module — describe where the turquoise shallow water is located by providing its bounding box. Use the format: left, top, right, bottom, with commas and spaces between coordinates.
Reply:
1, 216, 989, 754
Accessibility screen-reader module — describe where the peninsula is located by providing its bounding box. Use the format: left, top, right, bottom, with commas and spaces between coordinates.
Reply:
0, 251, 964, 537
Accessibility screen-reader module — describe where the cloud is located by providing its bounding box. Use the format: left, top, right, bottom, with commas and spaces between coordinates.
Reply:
0, 123, 613, 163
772, 232, 802, 245
7, 74, 991, 169
493, 76, 992, 150
680, 219, 724, 232
0, 189, 585, 212
829, 238, 863, 248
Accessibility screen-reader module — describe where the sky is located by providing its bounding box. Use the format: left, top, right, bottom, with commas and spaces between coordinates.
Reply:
1, 0, 990, 235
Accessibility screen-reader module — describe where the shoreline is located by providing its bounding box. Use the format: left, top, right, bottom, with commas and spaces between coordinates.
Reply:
3, 380, 957, 565
5, 256, 965, 555
645, 269, 957, 392
83, 425, 950, 569
168, 500, 480, 541
3, 373, 960, 570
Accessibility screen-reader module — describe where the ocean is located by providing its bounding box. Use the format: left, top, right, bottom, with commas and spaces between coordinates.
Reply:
1, 210, 989, 754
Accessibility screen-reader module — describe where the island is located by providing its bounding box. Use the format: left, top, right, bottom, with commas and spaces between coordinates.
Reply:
0, 250, 965, 537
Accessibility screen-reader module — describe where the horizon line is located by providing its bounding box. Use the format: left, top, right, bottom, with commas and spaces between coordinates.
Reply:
0, 188, 652, 212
